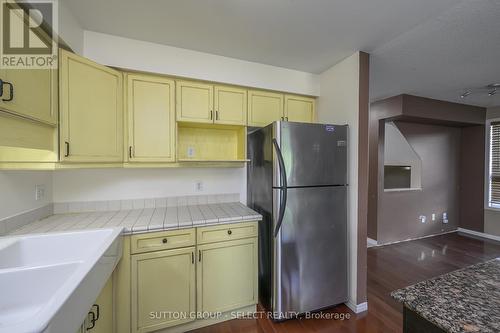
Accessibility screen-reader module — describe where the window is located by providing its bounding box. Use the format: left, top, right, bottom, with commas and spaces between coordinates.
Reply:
489, 121, 500, 208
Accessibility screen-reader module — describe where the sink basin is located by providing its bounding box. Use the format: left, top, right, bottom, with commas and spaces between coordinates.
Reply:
0, 229, 118, 270
0, 228, 123, 333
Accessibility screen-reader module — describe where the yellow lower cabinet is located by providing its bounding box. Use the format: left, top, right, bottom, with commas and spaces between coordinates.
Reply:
131, 247, 196, 333
87, 277, 113, 333
197, 238, 258, 313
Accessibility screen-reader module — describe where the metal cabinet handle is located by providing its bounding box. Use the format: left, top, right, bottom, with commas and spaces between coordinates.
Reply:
216, 110, 219, 120
93, 304, 100, 321
85, 311, 97, 331
210, 110, 213, 120
86, 311, 96, 330
129, 146, 133, 159
191, 252, 194, 264
162, 238, 168, 244
285, 117, 289, 121
0, 79, 3, 98
227, 229, 232, 235
198, 250, 202, 262
1, 81, 13, 101
64, 142, 70, 157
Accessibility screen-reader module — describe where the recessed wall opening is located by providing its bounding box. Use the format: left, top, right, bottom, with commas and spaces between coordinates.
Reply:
383, 121, 422, 191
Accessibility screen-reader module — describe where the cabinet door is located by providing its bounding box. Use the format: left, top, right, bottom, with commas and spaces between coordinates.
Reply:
132, 247, 196, 333
0, 69, 57, 125
126, 74, 175, 162
89, 277, 113, 333
176, 80, 213, 123
214, 85, 247, 125
59, 49, 123, 162
197, 238, 258, 313
285, 95, 315, 123
247, 90, 284, 127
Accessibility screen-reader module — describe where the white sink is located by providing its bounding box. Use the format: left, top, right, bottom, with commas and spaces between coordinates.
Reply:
0, 228, 123, 333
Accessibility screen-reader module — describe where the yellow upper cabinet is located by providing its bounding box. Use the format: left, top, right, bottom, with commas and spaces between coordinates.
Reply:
0, 5, 57, 126
176, 80, 213, 123
285, 95, 315, 123
0, 69, 58, 125
126, 73, 175, 162
59, 49, 123, 163
214, 85, 247, 125
247, 90, 284, 127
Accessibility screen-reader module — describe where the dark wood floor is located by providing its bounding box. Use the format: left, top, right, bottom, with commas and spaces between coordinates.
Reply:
189, 232, 500, 333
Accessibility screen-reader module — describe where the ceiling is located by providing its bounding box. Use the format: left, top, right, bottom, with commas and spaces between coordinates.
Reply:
63, 0, 500, 107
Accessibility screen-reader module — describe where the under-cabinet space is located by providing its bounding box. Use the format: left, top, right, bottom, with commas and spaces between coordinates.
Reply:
177, 123, 247, 162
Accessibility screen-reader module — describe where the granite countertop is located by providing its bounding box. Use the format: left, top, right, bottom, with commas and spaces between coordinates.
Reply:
391, 258, 500, 333
9, 202, 262, 236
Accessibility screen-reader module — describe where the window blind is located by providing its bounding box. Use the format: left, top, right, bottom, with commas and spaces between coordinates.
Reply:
490, 121, 500, 206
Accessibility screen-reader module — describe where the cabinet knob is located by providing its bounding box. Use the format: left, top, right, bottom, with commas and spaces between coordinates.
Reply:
162, 238, 168, 244
227, 230, 232, 235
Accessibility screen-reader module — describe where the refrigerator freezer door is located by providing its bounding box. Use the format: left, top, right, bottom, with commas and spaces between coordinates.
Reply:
272, 186, 348, 317
278, 122, 348, 187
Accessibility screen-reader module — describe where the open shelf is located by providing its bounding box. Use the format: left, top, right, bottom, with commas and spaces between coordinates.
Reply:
177, 123, 247, 162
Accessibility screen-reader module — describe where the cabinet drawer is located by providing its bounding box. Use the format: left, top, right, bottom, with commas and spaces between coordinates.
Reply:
131, 228, 195, 254
197, 222, 258, 245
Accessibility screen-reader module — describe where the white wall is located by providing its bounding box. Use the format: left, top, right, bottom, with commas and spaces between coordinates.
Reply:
0, 171, 53, 220
83, 31, 320, 96
384, 122, 422, 189
317, 52, 361, 307
485, 106, 500, 236
52, 168, 247, 203
58, 0, 84, 54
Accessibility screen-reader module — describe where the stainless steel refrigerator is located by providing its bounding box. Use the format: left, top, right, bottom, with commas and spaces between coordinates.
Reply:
247, 121, 348, 320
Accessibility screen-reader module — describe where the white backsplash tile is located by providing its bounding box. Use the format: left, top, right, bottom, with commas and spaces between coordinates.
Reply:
53, 202, 68, 214
155, 198, 167, 208
120, 200, 133, 210
144, 199, 155, 209
108, 200, 121, 211
52, 193, 241, 214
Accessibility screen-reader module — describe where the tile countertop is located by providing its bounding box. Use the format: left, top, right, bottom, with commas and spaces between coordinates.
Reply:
391, 258, 500, 333
9, 202, 262, 236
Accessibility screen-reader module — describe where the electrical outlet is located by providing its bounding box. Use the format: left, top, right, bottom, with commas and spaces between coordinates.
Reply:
431, 214, 436, 221
419, 215, 427, 224
195, 181, 203, 192
35, 184, 45, 201
187, 147, 195, 158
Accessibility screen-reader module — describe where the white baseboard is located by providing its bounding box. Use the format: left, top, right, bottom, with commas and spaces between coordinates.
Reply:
372, 230, 457, 247
367, 238, 378, 247
345, 300, 368, 313
458, 228, 500, 242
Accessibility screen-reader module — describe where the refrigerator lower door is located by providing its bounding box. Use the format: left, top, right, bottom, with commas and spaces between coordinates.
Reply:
272, 186, 348, 318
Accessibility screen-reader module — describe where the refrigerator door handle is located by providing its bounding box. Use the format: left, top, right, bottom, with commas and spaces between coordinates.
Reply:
273, 139, 287, 237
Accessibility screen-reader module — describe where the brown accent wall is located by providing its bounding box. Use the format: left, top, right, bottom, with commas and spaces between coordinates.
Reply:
368, 94, 486, 243
378, 122, 460, 243
368, 96, 403, 239
356, 52, 369, 304
459, 126, 485, 232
